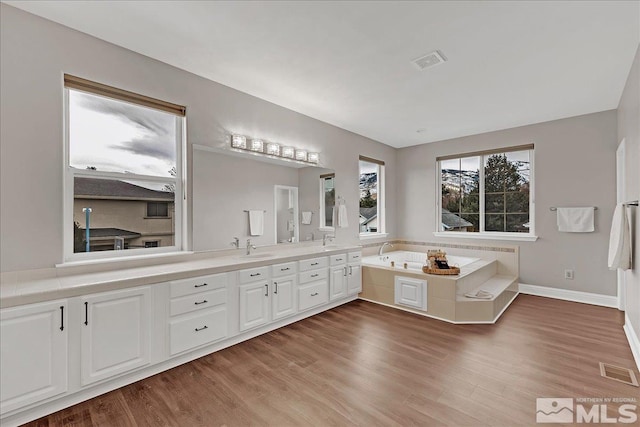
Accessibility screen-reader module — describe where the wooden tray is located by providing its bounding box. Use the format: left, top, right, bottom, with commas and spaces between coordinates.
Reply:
422, 266, 461, 275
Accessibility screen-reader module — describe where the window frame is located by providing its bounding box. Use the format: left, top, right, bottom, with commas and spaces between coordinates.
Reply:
318, 173, 335, 232
146, 202, 170, 218
62, 82, 187, 263
359, 156, 386, 239
434, 146, 537, 242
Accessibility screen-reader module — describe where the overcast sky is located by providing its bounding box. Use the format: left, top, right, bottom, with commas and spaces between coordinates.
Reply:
69, 90, 176, 178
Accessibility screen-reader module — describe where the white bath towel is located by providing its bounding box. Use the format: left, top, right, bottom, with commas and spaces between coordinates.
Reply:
556, 207, 594, 232
608, 204, 632, 270
337, 203, 349, 228
301, 211, 312, 225
464, 290, 493, 299
249, 210, 264, 236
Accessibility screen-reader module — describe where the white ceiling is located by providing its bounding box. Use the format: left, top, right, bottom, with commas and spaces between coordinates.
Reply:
5, 1, 639, 148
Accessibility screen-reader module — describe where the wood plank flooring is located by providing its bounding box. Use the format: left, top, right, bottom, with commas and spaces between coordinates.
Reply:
25, 295, 639, 426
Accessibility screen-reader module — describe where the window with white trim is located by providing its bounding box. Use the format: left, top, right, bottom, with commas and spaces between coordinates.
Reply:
438, 145, 534, 236
64, 75, 185, 261
359, 156, 385, 236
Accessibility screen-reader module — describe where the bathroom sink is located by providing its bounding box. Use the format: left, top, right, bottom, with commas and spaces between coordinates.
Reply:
237, 253, 274, 259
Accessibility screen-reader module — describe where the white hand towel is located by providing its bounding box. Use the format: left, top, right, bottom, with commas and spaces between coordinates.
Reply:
286, 219, 294, 232
556, 207, 594, 232
608, 204, 632, 270
249, 210, 264, 236
301, 211, 312, 225
337, 204, 349, 228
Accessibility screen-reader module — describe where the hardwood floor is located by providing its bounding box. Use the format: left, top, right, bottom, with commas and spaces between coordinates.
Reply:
26, 295, 638, 426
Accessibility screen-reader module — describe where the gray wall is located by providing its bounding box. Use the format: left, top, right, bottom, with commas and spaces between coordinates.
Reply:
397, 110, 619, 295
617, 44, 640, 344
0, 5, 397, 272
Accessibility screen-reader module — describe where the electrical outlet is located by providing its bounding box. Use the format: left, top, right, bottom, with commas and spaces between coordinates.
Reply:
564, 269, 574, 280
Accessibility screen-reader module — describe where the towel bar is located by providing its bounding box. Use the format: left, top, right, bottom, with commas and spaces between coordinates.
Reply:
550, 207, 597, 211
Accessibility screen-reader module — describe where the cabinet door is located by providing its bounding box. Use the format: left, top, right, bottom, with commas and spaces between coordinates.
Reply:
1, 300, 68, 414
272, 276, 296, 320
239, 281, 270, 332
81, 287, 151, 386
329, 266, 347, 301
347, 264, 362, 295
394, 276, 426, 310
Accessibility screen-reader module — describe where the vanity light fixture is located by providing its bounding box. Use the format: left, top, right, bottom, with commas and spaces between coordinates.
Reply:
230, 134, 318, 165
281, 146, 295, 159
250, 139, 264, 152
295, 149, 308, 162
266, 142, 280, 156
307, 152, 319, 164
231, 134, 247, 149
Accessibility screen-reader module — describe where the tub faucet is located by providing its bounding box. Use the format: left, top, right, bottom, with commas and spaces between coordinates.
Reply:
323, 234, 335, 246
246, 239, 257, 255
379, 242, 394, 256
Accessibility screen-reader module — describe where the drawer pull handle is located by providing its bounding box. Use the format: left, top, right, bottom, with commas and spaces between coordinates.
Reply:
194, 300, 208, 305
344, 267, 347, 276
59, 306, 64, 331
280, 267, 290, 271
264, 283, 269, 297
311, 292, 319, 296
311, 262, 319, 266
336, 258, 343, 261
311, 273, 319, 278
274, 282, 278, 294
195, 325, 208, 332
194, 283, 208, 288
349, 266, 353, 275
84, 301, 88, 326
250, 273, 261, 277
353, 255, 360, 259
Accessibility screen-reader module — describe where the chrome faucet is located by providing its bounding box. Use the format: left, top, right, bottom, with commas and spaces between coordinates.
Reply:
246, 239, 257, 255
230, 237, 240, 249
379, 242, 394, 256
323, 234, 335, 246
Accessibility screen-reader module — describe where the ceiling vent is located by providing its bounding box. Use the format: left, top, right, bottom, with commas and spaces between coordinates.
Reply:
412, 50, 447, 71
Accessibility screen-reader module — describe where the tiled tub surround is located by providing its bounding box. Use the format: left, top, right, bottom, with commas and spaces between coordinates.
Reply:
360, 242, 519, 324
0, 243, 362, 427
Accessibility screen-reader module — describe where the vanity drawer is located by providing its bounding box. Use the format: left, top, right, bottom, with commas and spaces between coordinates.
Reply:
298, 281, 329, 312
238, 266, 269, 284
170, 273, 227, 298
299, 256, 328, 272
272, 262, 296, 278
170, 288, 227, 317
330, 253, 347, 266
169, 307, 227, 356
348, 252, 362, 263
299, 268, 328, 285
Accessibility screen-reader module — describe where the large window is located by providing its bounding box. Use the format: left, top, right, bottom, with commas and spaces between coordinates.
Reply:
64, 75, 185, 261
438, 145, 534, 238
359, 156, 385, 236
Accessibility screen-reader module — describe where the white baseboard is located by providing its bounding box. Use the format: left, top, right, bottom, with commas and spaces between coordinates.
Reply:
623, 314, 640, 372
518, 283, 617, 308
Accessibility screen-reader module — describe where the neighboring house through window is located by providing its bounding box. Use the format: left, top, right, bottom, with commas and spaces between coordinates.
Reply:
64, 74, 185, 261
359, 155, 385, 236
437, 144, 535, 238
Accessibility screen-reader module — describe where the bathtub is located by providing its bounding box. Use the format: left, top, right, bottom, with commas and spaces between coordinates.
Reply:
362, 250, 480, 272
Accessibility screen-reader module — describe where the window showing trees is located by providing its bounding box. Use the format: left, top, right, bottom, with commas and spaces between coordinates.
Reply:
65, 75, 185, 260
439, 146, 533, 235
359, 156, 385, 235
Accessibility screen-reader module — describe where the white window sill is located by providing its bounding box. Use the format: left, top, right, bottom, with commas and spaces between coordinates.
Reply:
432, 232, 538, 242
359, 233, 389, 241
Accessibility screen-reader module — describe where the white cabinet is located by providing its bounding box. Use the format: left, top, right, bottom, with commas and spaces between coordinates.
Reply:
167, 273, 228, 356
80, 286, 152, 386
0, 300, 68, 414
271, 275, 296, 320
239, 280, 270, 332
329, 254, 348, 301
347, 251, 362, 295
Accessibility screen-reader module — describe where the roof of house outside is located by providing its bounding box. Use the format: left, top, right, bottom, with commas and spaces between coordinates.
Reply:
80, 227, 141, 240
75, 177, 174, 201
359, 207, 377, 223
441, 209, 473, 229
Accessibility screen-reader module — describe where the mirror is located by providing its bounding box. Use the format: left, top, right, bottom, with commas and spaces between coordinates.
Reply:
298, 166, 335, 241
274, 185, 299, 243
